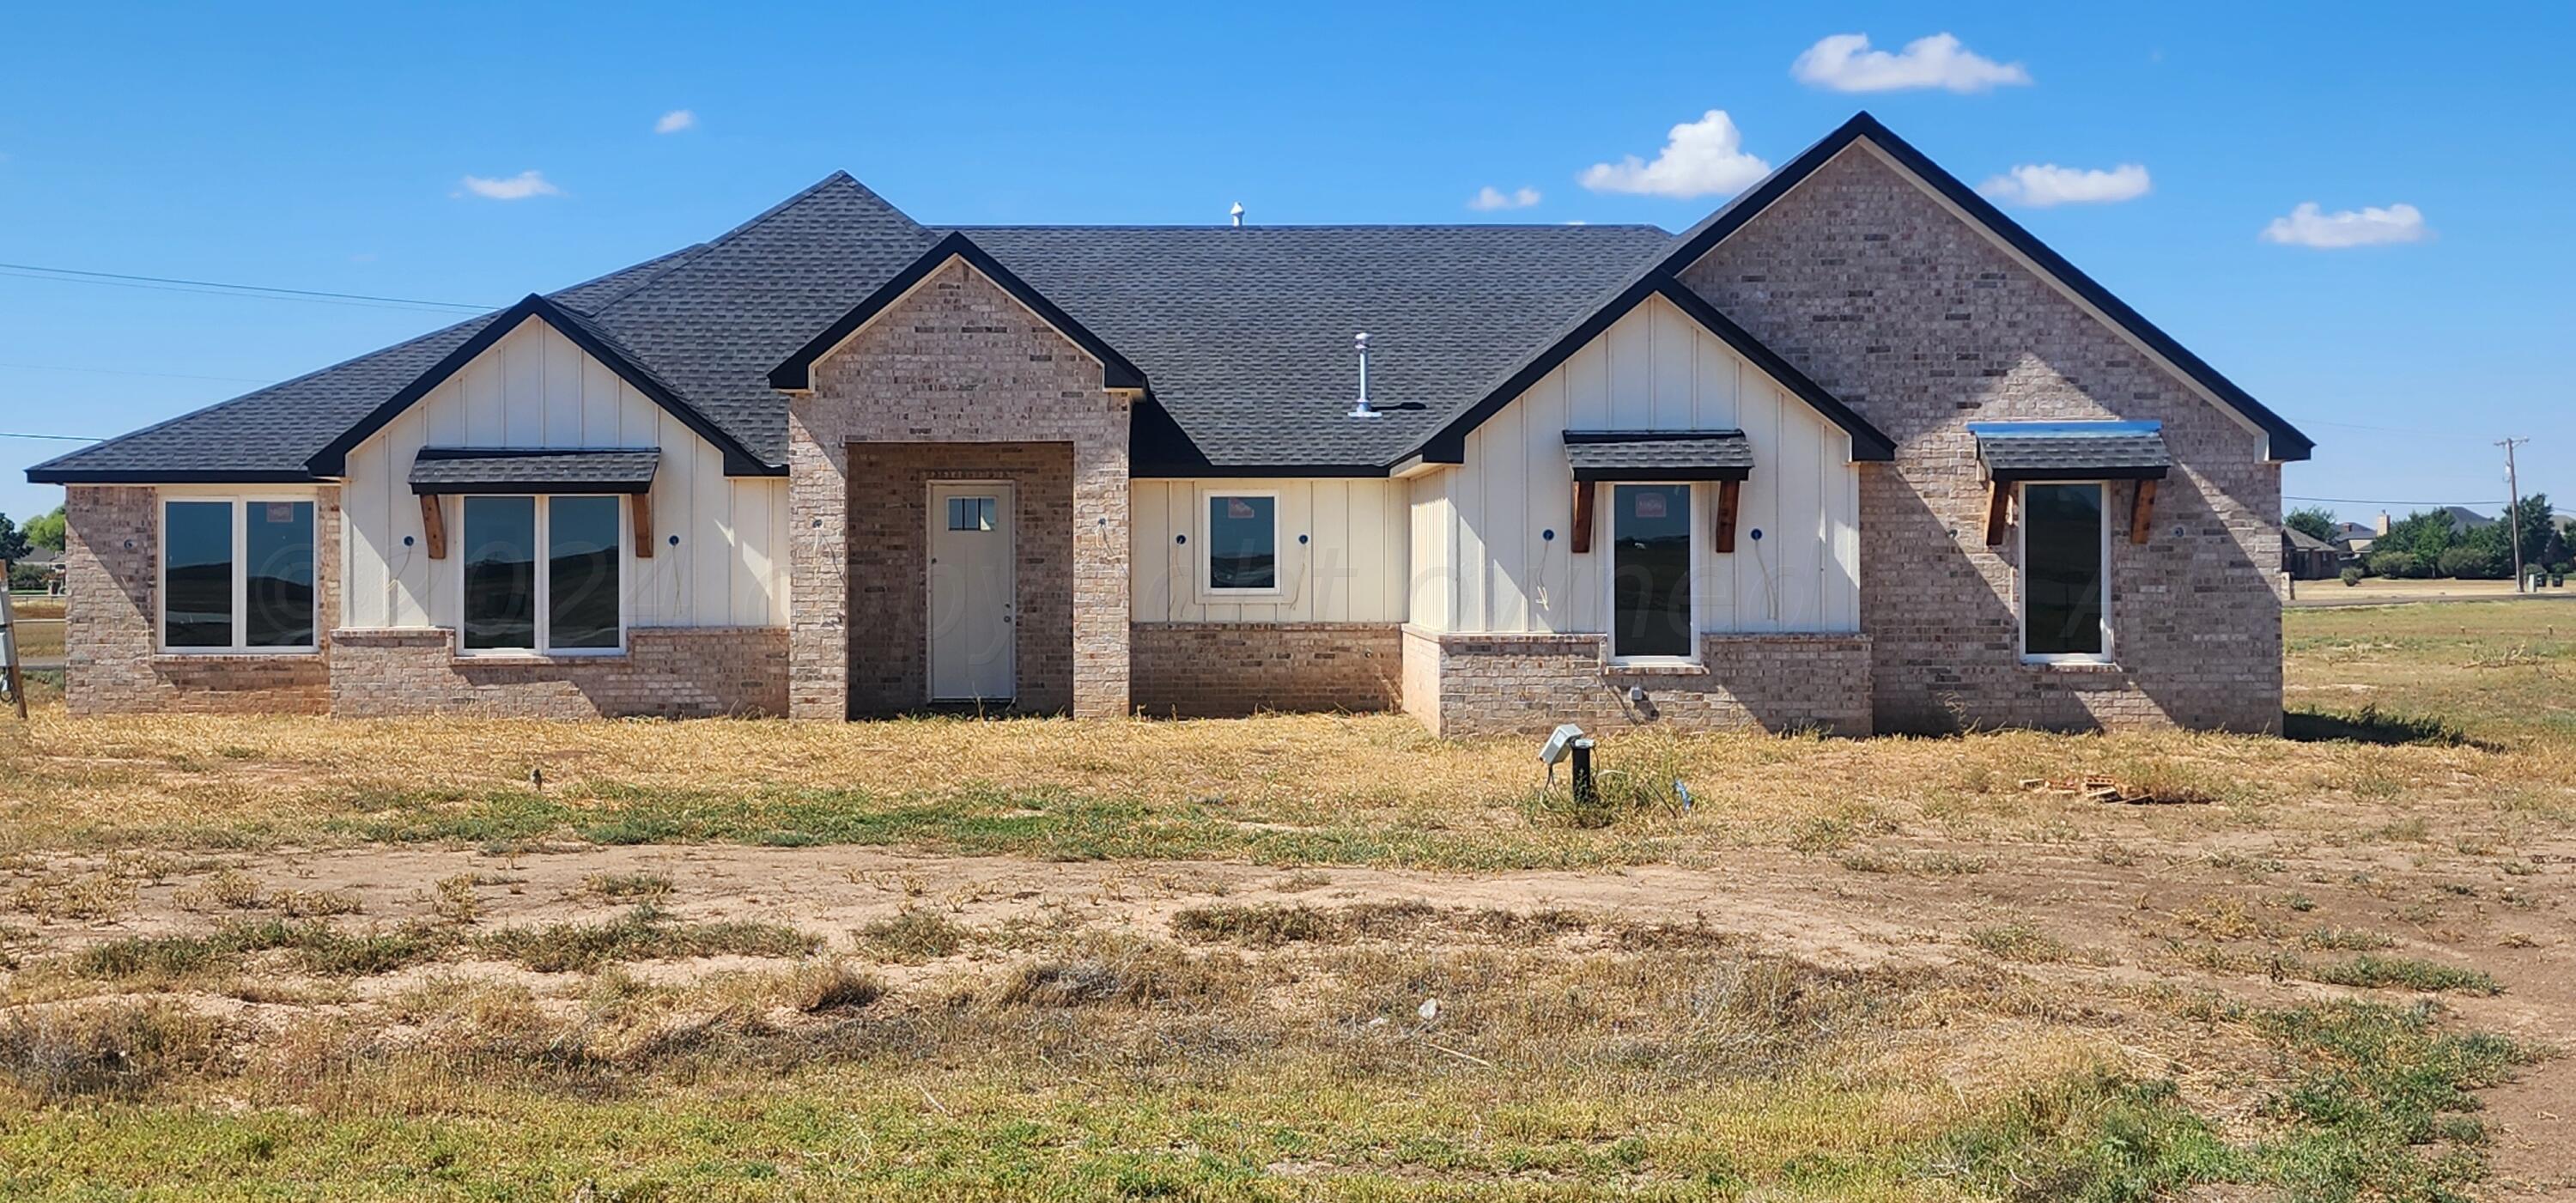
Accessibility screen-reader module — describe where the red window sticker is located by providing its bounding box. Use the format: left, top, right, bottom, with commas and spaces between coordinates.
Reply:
1227, 498, 1257, 519
1632, 492, 1667, 519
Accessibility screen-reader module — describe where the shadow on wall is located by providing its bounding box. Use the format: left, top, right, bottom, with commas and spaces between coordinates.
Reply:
1866, 467, 2279, 737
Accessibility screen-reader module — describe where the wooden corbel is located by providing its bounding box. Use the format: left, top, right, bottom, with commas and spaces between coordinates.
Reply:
1570, 480, 1595, 554
1715, 480, 1742, 553
2129, 479, 2158, 544
1984, 480, 2012, 547
631, 492, 656, 558
417, 495, 447, 559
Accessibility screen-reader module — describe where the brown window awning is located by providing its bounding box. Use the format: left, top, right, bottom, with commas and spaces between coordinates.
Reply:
1561, 429, 1753, 482
408, 447, 662, 495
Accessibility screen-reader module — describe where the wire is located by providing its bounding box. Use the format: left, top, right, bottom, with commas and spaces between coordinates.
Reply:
0, 431, 103, 442
0, 262, 500, 313
0, 361, 275, 386
2286, 495, 2506, 508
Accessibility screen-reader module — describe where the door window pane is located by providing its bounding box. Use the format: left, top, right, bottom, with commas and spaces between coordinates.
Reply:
163, 501, 234, 647
1612, 484, 1692, 658
244, 501, 315, 647
947, 495, 994, 532
548, 496, 622, 650
1206, 495, 1277, 590
462, 496, 537, 650
2023, 483, 2106, 657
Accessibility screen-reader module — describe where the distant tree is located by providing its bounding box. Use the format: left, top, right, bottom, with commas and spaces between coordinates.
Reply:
0, 513, 27, 563
2339, 566, 2364, 586
2543, 524, 2571, 576
2366, 550, 2426, 579
21, 504, 64, 552
2378, 509, 2459, 566
2506, 494, 2555, 572
2439, 544, 2506, 580
2286, 506, 2337, 543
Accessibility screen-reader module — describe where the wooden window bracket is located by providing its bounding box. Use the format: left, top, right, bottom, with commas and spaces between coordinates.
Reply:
631, 493, 655, 558
2129, 478, 2157, 544
1715, 479, 1742, 553
418, 494, 447, 559
1570, 481, 1595, 554
1984, 480, 2012, 546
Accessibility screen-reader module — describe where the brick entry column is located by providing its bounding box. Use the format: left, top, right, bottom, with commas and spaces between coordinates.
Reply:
785, 256, 1132, 720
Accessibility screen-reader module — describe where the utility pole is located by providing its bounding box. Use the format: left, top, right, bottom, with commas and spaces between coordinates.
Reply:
2499, 437, 2530, 592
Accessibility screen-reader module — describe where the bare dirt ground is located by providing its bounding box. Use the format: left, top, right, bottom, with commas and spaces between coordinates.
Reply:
24, 819, 2573, 1195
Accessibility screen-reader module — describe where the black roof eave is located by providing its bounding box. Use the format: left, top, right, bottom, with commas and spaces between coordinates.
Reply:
1403, 270, 1893, 469
301, 295, 780, 480
1648, 112, 2313, 463
769, 231, 1147, 393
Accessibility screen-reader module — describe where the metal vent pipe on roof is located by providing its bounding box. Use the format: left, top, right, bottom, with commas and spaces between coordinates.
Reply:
1349, 331, 1382, 419
1229, 202, 1244, 228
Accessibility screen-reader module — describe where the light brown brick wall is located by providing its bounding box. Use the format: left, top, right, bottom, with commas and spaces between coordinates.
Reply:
790, 258, 1131, 720
1407, 626, 1872, 738
846, 443, 1073, 714
61, 485, 339, 715
327, 627, 787, 718
1130, 623, 1401, 717
1680, 147, 2282, 733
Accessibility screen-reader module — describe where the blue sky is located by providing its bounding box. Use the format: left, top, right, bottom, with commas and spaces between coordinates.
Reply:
3, 1, 2567, 526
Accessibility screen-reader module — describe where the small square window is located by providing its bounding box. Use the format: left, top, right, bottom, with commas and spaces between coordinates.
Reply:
946, 496, 996, 532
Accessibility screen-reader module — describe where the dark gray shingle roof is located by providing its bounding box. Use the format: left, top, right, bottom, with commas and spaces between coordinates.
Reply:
409, 447, 661, 494
1970, 422, 2172, 482
1563, 430, 1753, 481
32, 173, 1674, 482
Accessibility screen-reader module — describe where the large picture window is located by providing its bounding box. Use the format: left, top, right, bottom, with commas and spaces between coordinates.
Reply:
460, 495, 623, 653
2020, 483, 2111, 661
1204, 493, 1279, 593
1609, 483, 1693, 659
161, 498, 315, 652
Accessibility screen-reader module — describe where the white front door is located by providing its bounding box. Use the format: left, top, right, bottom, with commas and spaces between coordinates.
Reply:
927, 482, 1015, 702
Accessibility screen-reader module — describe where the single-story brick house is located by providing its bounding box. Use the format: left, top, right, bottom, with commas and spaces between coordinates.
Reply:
29, 112, 2311, 735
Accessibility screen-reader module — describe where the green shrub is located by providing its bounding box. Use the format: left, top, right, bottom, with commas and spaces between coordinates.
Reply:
2338, 566, 2363, 587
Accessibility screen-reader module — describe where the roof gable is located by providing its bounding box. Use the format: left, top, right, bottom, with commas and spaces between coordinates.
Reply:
303, 295, 774, 478
1407, 273, 1895, 466
1655, 112, 2313, 462
767, 232, 1145, 392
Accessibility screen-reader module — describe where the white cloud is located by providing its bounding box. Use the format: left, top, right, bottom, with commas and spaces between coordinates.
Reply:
1468, 185, 1541, 211
1978, 163, 2151, 208
655, 109, 697, 135
1792, 33, 2032, 94
1578, 110, 1771, 199
459, 170, 563, 201
2260, 202, 2429, 248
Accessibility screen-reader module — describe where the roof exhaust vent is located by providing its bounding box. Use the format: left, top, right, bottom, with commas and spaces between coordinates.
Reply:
1348, 332, 1382, 419
1229, 202, 1244, 228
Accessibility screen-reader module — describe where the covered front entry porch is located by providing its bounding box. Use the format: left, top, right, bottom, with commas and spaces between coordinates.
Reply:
841, 441, 1079, 716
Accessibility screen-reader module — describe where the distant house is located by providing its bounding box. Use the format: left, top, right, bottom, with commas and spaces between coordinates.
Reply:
2282, 528, 2339, 580
2332, 521, 2376, 556
2435, 506, 2495, 534
12, 547, 65, 593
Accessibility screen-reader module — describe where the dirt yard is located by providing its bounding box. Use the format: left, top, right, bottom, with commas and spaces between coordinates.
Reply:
1, 600, 2570, 1200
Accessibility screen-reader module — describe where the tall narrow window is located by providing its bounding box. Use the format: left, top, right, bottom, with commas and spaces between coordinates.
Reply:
547, 496, 621, 650
161, 498, 316, 653
1611, 484, 1692, 659
1206, 494, 1279, 592
461, 495, 623, 653
2021, 483, 2110, 660
162, 501, 234, 648
462, 496, 538, 651
244, 501, 315, 648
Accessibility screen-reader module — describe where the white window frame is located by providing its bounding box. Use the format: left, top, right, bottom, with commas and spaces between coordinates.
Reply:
157, 494, 319, 655
2015, 480, 2115, 665
1197, 488, 1285, 599
454, 493, 629, 658
1601, 481, 1702, 666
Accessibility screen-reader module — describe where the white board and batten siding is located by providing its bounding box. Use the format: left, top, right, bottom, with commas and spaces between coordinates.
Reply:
338, 317, 790, 631
1426, 293, 1862, 635
1132, 478, 1408, 623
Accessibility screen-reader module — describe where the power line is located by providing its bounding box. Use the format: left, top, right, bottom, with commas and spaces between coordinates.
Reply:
2285, 495, 2506, 507
0, 360, 275, 385
0, 262, 499, 313
0, 431, 103, 442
